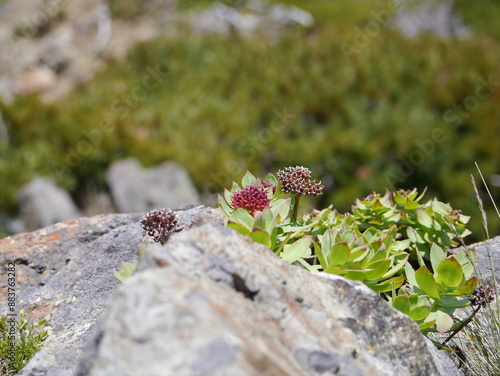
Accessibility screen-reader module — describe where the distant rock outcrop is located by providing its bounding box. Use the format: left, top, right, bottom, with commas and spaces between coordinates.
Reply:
106, 158, 201, 213
16, 177, 81, 231
393, 0, 470, 38
0, 207, 471, 376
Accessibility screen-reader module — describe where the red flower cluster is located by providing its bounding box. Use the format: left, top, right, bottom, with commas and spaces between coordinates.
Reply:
231, 185, 271, 215
277, 166, 324, 196
140, 208, 183, 245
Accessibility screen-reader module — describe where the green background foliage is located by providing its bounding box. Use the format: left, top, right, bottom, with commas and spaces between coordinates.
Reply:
0, 0, 499, 241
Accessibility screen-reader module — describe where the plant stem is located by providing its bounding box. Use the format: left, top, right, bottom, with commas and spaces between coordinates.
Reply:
442, 305, 481, 346
292, 194, 301, 222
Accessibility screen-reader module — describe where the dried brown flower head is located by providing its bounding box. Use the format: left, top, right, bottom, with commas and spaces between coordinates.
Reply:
276, 166, 324, 196
470, 285, 495, 308
140, 208, 182, 245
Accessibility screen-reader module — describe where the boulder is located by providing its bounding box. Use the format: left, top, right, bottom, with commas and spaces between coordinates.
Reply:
392, 0, 470, 38
79, 219, 463, 375
1, 207, 478, 376
16, 177, 81, 231
0, 206, 221, 376
189, 1, 314, 38
14, 66, 58, 95
455, 236, 500, 289
106, 158, 200, 213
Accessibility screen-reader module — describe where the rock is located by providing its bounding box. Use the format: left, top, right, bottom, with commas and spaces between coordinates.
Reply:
77, 221, 464, 376
106, 158, 200, 213
14, 65, 58, 94
189, 1, 314, 38
0, 206, 221, 376
0, 0, 177, 102
455, 236, 500, 289
16, 177, 81, 231
392, 0, 471, 38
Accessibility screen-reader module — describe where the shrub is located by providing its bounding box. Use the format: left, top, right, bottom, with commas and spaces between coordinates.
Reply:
0, 310, 49, 375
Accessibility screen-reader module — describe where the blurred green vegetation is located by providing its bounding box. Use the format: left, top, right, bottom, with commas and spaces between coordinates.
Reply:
0, 0, 499, 241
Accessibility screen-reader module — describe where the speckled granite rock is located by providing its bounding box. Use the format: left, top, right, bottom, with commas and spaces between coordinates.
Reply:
0, 206, 221, 376
77, 222, 464, 376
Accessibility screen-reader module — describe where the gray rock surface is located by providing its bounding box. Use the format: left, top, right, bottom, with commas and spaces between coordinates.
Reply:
16, 177, 81, 231
456, 236, 500, 289
189, 1, 314, 37
393, 0, 470, 38
0, 206, 221, 376
78, 221, 464, 376
106, 158, 200, 213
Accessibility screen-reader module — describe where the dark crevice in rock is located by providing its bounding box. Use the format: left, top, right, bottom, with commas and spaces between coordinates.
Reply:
31, 264, 46, 274
13, 257, 29, 265
231, 272, 259, 300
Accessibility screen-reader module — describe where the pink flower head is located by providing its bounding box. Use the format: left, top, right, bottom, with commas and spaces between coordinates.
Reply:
231, 184, 271, 215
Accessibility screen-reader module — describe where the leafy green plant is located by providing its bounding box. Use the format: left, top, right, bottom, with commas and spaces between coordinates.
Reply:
113, 261, 137, 283
352, 189, 471, 266
391, 243, 477, 337
219, 167, 479, 345
0, 310, 49, 376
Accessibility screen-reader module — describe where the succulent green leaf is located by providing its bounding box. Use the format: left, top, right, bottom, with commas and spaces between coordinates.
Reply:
368, 275, 404, 293
324, 266, 347, 276
432, 201, 451, 215
313, 240, 328, 270
250, 229, 272, 249
254, 208, 275, 235
264, 173, 278, 186
404, 199, 421, 210
409, 304, 431, 322
227, 221, 251, 236
438, 296, 471, 309
459, 214, 471, 224
415, 266, 440, 299
453, 249, 476, 278
435, 311, 454, 334
364, 259, 391, 280
430, 243, 446, 273
296, 258, 321, 272
407, 227, 424, 244
271, 197, 291, 221
419, 319, 436, 334
393, 191, 407, 206
344, 263, 365, 281
417, 208, 433, 228
231, 208, 255, 232
218, 194, 232, 217
436, 257, 463, 288
381, 253, 408, 279
281, 236, 312, 263
327, 241, 351, 267
349, 246, 370, 262
404, 262, 418, 290
453, 276, 478, 296
392, 295, 410, 315
224, 188, 233, 205
242, 171, 257, 187
392, 239, 411, 251
231, 181, 241, 193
